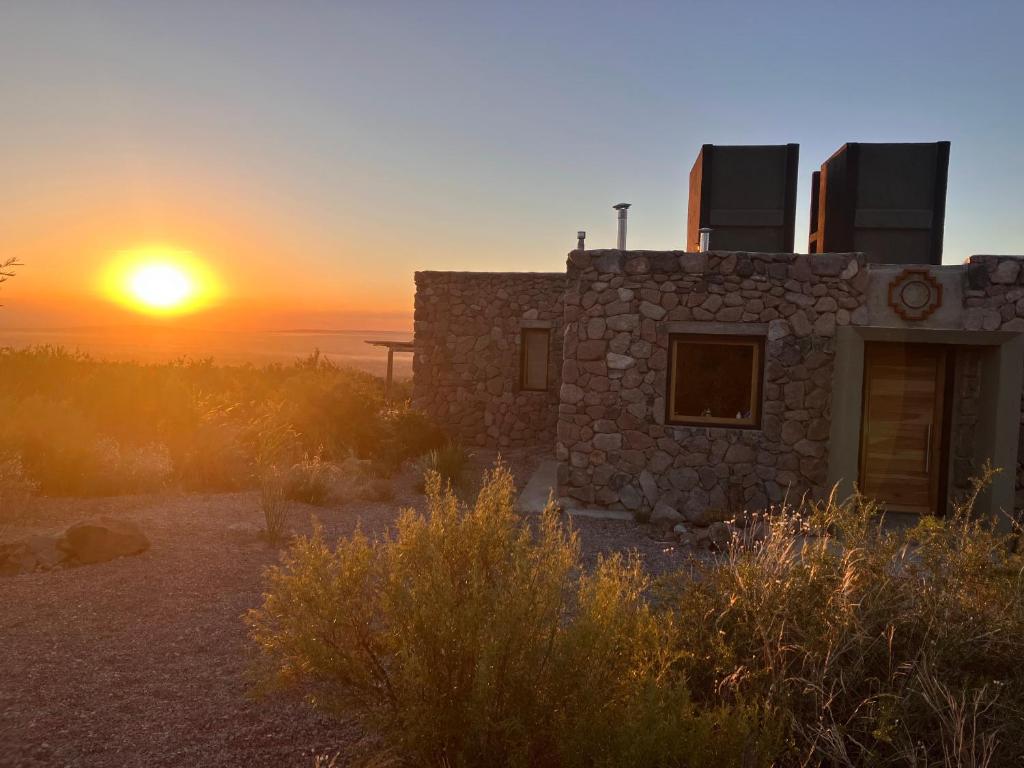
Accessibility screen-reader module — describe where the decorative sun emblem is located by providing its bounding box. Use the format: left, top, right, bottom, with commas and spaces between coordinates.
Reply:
887, 268, 943, 321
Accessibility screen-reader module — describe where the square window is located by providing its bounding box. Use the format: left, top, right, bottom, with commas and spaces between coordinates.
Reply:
667, 334, 763, 428
520, 328, 550, 391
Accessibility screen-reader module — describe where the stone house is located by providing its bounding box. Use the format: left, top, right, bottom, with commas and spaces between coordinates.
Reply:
413, 143, 1024, 524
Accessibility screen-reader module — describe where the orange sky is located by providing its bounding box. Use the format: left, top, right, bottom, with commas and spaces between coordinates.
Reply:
3, 3, 1023, 339
2, 163, 416, 331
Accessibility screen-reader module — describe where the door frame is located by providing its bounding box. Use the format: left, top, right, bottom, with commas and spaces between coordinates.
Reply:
856, 342, 953, 515
828, 326, 1024, 528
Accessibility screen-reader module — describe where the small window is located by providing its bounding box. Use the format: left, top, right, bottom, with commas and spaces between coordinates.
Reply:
667, 334, 763, 428
520, 328, 550, 391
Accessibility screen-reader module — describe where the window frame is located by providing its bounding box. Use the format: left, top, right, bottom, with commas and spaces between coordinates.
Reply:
665, 333, 765, 429
519, 327, 551, 392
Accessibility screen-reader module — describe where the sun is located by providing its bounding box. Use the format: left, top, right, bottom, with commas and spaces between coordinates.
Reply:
101, 245, 220, 316
129, 263, 193, 309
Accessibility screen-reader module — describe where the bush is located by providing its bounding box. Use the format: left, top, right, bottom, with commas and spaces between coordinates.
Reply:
663, 466, 1024, 766
257, 465, 290, 544
413, 441, 471, 492
0, 347, 442, 495
0, 454, 37, 541
284, 451, 333, 505
370, 403, 446, 473
249, 464, 772, 767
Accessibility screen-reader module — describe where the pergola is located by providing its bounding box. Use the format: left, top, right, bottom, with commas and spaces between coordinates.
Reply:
364, 339, 414, 400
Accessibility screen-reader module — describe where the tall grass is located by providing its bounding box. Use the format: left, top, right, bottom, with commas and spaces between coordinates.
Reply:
664, 465, 1024, 767
0, 346, 444, 496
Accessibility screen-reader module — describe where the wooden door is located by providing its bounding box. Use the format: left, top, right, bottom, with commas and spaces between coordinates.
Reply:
859, 343, 948, 514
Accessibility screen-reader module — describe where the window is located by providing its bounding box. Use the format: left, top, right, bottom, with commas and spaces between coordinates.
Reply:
520, 328, 550, 391
667, 334, 763, 427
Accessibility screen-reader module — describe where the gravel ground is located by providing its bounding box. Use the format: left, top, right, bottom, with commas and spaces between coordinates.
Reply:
0, 452, 692, 767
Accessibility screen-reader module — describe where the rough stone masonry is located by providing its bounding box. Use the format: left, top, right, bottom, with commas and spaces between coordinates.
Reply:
555, 249, 868, 519
413, 252, 1024, 526
413, 271, 566, 448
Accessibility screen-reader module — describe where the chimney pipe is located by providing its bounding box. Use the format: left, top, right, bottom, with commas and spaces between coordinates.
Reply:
698, 227, 712, 252
613, 203, 631, 249
577, 230, 586, 249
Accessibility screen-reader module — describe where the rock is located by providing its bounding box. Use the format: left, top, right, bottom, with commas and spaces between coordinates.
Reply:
606, 314, 640, 332
606, 353, 635, 370
780, 421, 805, 445
650, 501, 684, 527
684, 505, 731, 527
618, 484, 642, 511
767, 319, 791, 341
0, 535, 66, 575
724, 444, 755, 463
577, 339, 607, 360
58, 517, 149, 565
668, 467, 699, 491
593, 433, 622, 452
679, 253, 706, 274
559, 383, 585, 404
812, 313, 836, 337
794, 439, 824, 458
790, 310, 813, 337
23, 535, 64, 570
639, 301, 667, 320
707, 521, 733, 550
839, 259, 860, 280
990, 260, 1021, 285
639, 470, 660, 506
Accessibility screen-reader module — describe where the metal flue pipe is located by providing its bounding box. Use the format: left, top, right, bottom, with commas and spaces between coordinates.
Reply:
613, 203, 631, 249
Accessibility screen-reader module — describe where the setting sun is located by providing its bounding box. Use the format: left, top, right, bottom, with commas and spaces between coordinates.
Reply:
101, 246, 221, 316
129, 263, 193, 309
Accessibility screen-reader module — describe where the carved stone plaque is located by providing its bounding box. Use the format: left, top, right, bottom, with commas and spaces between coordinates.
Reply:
887, 268, 943, 321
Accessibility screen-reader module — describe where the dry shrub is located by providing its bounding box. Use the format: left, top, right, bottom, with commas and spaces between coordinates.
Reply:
168, 402, 253, 491
254, 412, 300, 543
257, 465, 290, 544
285, 451, 333, 505
249, 463, 775, 767
0, 347, 445, 496
413, 441, 471, 493
0, 454, 37, 541
664, 464, 1024, 767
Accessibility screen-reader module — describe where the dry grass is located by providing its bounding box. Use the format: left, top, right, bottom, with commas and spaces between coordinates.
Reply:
0, 454, 37, 542
662, 464, 1024, 767
0, 346, 445, 496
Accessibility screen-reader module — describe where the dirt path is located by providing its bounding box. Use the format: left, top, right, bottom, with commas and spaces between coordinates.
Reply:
0, 455, 690, 767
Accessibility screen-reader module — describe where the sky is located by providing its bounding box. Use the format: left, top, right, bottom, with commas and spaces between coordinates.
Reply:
2, 0, 1023, 333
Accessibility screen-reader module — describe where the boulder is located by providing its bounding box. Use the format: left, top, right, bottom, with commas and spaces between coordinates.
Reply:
650, 501, 684, 527
683, 503, 731, 528
23, 535, 64, 569
0, 534, 66, 575
707, 521, 733, 550
58, 517, 149, 565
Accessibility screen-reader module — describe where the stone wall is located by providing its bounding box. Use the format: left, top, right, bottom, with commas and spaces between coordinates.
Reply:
556, 249, 868, 519
949, 347, 981, 502
963, 255, 1024, 514
413, 271, 566, 448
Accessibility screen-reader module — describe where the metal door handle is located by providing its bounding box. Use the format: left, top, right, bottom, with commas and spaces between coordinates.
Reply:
924, 424, 932, 474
